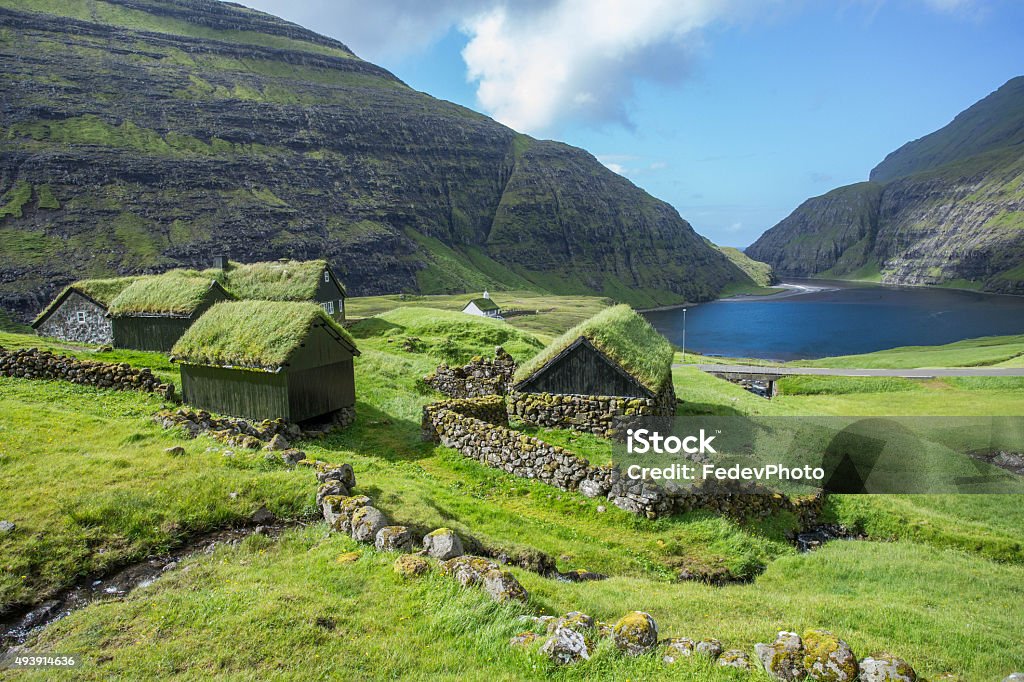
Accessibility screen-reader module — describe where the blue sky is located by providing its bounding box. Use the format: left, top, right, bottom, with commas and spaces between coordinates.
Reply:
239, 0, 1024, 247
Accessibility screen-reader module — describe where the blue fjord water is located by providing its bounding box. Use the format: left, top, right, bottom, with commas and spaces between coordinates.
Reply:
642, 280, 1024, 361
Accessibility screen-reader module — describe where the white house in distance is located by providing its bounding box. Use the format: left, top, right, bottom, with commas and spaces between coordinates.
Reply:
462, 291, 501, 319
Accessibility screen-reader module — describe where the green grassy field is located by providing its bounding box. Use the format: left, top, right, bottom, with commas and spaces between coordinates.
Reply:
793, 334, 1024, 369
3, 302, 1024, 679
346, 291, 614, 342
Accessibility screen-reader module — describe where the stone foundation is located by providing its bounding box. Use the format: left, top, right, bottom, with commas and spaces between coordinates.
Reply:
508, 382, 677, 440
0, 346, 173, 397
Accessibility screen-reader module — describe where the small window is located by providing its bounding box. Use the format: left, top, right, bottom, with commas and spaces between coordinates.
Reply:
322, 301, 334, 314
76, 311, 87, 324
338, 299, 345, 315
324, 270, 330, 282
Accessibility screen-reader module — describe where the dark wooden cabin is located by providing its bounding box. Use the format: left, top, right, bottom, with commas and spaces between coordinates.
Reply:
171, 301, 359, 423
515, 337, 653, 398
109, 277, 233, 352
512, 304, 675, 401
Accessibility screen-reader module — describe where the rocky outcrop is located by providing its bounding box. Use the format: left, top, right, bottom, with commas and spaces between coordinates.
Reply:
0, 1, 749, 321
748, 77, 1024, 295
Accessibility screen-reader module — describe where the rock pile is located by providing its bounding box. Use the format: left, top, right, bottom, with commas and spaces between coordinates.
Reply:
154, 407, 301, 449
313, 459, 529, 605
512, 616, 923, 680
0, 346, 173, 397
424, 346, 516, 398
754, 630, 915, 681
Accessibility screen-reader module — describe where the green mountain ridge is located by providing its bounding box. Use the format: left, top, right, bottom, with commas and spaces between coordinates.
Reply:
0, 0, 750, 321
747, 76, 1024, 294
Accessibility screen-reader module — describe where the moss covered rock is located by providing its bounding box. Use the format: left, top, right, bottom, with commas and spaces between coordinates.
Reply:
755, 631, 807, 681
482, 569, 528, 603
394, 554, 430, 578
663, 637, 695, 663
509, 631, 539, 648
316, 482, 349, 508
718, 649, 752, 670
350, 505, 388, 543
316, 462, 356, 489
803, 629, 858, 681
612, 611, 658, 656
322, 494, 371, 534
423, 528, 464, 560
540, 626, 591, 665
695, 638, 724, 659
374, 525, 414, 552
858, 654, 917, 682
550, 612, 595, 634
440, 556, 501, 587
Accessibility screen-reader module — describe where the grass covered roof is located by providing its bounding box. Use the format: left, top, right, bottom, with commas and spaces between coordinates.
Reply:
32, 276, 141, 325
465, 297, 499, 312
513, 304, 674, 393
220, 259, 343, 301
171, 301, 357, 370
108, 272, 227, 316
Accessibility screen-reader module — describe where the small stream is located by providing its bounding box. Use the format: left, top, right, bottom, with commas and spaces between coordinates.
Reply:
792, 524, 865, 552
0, 523, 294, 654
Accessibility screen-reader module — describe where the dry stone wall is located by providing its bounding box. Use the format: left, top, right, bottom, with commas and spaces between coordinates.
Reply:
422, 396, 612, 491
0, 346, 173, 397
422, 394, 822, 522
424, 346, 515, 398
508, 382, 676, 440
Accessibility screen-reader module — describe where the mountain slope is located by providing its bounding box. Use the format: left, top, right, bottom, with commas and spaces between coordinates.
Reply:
747, 77, 1024, 294
0, 0, 749, 320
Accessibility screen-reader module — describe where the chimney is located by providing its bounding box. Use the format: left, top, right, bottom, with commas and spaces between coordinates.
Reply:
213, 255, 228, 271
483, 290, 490, 299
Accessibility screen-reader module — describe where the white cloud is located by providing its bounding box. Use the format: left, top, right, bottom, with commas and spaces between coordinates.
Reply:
598, 154, 669, 177
601, 160, 628, 175
460, 0, 738, 134
237, 0, 487, 60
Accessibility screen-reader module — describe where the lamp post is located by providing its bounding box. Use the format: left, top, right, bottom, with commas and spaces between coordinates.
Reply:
681, 307, 687, 364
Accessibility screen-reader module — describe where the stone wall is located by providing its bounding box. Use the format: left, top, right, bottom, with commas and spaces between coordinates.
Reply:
155, 405, 356, 448
422, 396, 614, 491
508, 382, 677, 440
424, 346, 515, 398
0, 346, 173, 397
35, 292, 113, 345
422, 394, 822, 523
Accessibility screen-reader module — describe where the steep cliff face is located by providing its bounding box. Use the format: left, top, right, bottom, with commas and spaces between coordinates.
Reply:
0, 0, 748, 320
747, 77, 1024, 294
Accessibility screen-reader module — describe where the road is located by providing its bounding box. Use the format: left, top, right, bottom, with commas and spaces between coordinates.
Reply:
684, 364, 1024, 378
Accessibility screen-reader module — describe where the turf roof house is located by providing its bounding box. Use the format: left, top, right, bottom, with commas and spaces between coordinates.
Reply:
31, 277, 137, 345
509, 305, 677, 438
108, 273, 233, 352
171, 301, 359, 423
220, 259, 347, 321
462, 291, 501, 319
